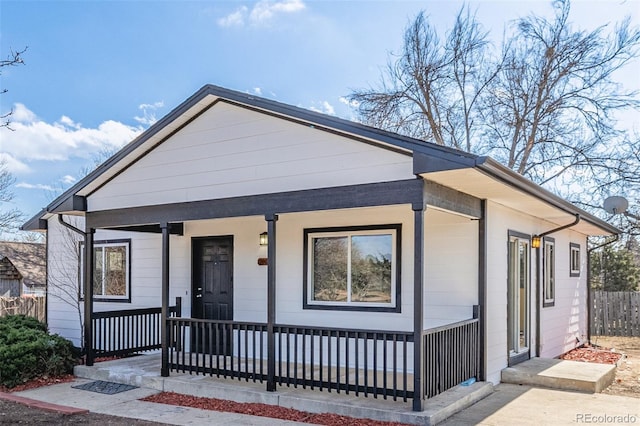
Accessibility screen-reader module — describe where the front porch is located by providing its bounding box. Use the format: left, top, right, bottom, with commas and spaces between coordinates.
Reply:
88, 303, 482, 409
77, 179, 486, 412
74, 350, 492, 426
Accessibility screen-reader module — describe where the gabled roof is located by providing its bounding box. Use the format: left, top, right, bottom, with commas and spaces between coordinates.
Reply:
0, 242, 46, 288
22, 84, 619, 236
0, 257, 22, 280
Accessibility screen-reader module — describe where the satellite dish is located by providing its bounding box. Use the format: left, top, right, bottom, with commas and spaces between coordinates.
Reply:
603, 196, 629, 215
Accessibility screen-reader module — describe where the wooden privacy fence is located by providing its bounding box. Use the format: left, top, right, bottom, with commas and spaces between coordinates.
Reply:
0, 296, 46, 322
591, 291, 640, 337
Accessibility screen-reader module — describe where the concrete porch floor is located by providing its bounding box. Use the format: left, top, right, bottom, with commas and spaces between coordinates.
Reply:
74, 353, 493, 426
501, 357, 616, 393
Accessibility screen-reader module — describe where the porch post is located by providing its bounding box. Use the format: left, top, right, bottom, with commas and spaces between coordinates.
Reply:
160, 222, 170, 377
478, 200, 487, 381
83, 228, 95, 366
265, 213, 278, 392
412, 203, 425, 411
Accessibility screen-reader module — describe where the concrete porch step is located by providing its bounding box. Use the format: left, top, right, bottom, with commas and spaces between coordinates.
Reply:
75, 354, 493, 425
501, 357, 616, 393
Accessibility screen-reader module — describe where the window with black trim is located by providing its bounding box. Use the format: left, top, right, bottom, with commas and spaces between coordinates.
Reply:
80, 239, 131, 302
303, 224, 401, 312
543, 237, 555, 307
570, 243, 581, 277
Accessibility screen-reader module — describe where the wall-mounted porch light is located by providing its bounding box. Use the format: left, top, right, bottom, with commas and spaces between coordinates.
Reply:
531, 236, 541, 249
259, 232, 268, 246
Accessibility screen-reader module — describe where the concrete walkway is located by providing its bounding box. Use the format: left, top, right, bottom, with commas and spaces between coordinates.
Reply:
441, 384, 640, 425
501, 357, 617, 393
71, 353, 493, 425
7, 379, 640, 425
11, 378, 308, 425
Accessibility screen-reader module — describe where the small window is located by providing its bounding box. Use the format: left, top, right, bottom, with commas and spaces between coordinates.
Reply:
543, 237, 555, 307
303, 225, 401, 312
570, 243, 581, 277
80, 240, 131, 302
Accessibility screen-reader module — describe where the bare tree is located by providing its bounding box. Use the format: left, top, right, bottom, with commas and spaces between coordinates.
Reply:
348, 1, 640, 198
1, 47, 27, 129
349, 6, 494, 151
43, 147, 120, 350
0, 47, 27, 235
47, 215, 85, 349
481, 0, 640, 190
0, 160, 22, 235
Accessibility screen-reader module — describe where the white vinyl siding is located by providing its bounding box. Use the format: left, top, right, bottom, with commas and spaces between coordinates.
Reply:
88, 102, 413, 211
539, 232, 588, 358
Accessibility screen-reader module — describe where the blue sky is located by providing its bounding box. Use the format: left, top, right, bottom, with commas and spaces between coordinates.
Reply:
1, 0, 639, 231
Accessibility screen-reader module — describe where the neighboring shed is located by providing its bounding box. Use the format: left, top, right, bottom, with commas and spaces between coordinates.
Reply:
0, 242, 46, 296
0, 257, 22, 296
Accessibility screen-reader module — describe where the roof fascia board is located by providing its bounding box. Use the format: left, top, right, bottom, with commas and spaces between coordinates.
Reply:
49, 195, 86, 214
413, 151, 477, 174
476, 157, 620, 235
20, 208, 48, 231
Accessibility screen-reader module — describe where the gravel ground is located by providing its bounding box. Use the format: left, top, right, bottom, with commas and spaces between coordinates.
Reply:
593, 336, 640, 398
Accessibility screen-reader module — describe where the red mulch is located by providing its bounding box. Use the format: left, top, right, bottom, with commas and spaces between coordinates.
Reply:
142, 392, 410, 426
560, 344, 622, 364
0, 375, 75, 393
94, 356, 122, 363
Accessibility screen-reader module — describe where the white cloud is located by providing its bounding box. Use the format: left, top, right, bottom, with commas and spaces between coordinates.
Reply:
0, 153, 30, 174
253, 87, 262, 95
0, 103, 142, 162
308, 100, 336, 116
16, 182, 55, 191
218, 0, 305, 28
250, 0, 305, 23
61, 175, 77, 185
339, 96, 359, 109
11, 104, 36, 122
218, 6, 248, 27
134, 101, 164, 126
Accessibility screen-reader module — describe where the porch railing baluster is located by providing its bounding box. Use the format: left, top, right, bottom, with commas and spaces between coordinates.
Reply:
151, 317, 494, 408
90, 299, 181, 359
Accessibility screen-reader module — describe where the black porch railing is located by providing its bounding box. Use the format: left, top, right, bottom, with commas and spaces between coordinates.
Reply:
274, 325, 414, 401
169, 318, 268, 382
423, 310, 480, 398
96, 306, 479, 405
167, 318, 414, 401
91, 297, 181, 358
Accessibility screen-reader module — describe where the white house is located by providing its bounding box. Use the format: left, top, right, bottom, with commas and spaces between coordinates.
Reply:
23, 85, 618, 411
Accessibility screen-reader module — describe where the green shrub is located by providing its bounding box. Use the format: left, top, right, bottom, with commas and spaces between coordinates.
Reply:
0, 314, 48, 334
0, 315, 76, 388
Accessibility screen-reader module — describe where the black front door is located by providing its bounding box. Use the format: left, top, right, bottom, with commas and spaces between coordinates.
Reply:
192, 236, 233, 354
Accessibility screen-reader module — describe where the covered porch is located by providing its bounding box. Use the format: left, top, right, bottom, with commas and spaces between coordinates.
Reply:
76, 321, 491, 426
78, 178, 486, 411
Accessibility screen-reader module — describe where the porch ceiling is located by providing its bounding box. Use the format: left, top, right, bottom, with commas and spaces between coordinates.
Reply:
421, 168, 614, 236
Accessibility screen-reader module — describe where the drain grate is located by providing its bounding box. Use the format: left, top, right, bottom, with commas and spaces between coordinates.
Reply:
72, 380, 138, 395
